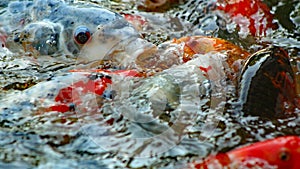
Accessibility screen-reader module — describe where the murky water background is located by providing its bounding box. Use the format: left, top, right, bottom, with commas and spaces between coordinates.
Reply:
0, 0, 299, 168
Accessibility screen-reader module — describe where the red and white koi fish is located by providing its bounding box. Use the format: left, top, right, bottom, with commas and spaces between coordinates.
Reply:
48, 69, 143, 113
190, 136, 300, 169
0, 69, 143, 114
217, 0, 278, 36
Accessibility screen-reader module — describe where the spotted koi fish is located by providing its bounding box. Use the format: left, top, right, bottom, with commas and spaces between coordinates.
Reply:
49, 69, 143, 113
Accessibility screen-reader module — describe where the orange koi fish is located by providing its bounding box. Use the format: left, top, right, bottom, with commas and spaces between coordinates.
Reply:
191, 136, 300, 169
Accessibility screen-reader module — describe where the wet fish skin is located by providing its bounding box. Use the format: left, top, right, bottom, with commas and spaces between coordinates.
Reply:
191, 136, 300, 169
238, 46, 297, 118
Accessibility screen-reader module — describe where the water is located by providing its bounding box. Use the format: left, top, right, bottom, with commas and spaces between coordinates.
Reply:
0, 0, 299, 168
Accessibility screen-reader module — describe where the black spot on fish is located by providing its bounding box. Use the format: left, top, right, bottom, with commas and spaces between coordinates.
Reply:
102, 90, 116, 99
88, 73, 105, 80
69, 103, 76, 111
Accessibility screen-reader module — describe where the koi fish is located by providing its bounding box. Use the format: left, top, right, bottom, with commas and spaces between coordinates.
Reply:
217, 0, 278, 36
191, 136, 300, 169
1, 0, 138, 56
49, 69, 143, 113
0, 69, 142, 114
238, 46, 298, 118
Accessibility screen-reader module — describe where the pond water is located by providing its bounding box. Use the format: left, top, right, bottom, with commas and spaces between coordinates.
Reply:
0, 0, 299, 168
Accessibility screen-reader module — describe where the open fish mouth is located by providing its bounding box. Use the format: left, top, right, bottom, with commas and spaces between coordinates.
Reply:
78, 19, 141, 63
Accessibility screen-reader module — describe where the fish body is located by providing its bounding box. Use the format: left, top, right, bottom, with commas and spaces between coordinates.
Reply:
217, 0, 278, 36
238, 46, 298, 118
50, 69, 143, 113
0, 69, 142, 114
192, 136, 300, 169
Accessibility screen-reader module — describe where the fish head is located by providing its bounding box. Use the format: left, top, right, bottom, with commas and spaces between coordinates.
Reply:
191, 136, 300, 169
78, 18, 140, 62
4, 0, 139, 58
229, 136, 300, 169
45, 3, 137, 58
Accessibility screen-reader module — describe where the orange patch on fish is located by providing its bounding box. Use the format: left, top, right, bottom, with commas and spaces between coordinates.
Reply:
172, 36, 250, 68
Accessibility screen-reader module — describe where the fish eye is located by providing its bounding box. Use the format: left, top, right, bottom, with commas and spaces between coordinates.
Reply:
279, 150, 290, 161
74, 26, 91, 45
